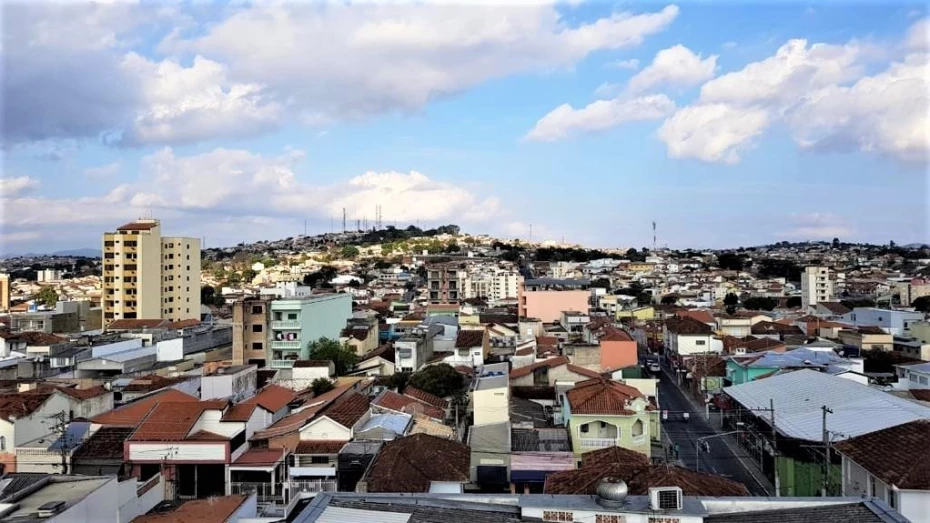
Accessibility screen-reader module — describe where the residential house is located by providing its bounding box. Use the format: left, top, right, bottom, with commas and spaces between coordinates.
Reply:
354, 412, 412, 441
70, 426, 135, 476
394, 323, 441, 373
518, 279, 590, 323
201, 364, 258, 402
562, 378, 658, 458
816, 301, 852, 320
751, 321, 805, 340
352, 343, 395, 376
715, 314, 753, 337
91, 388, 199, 427
221, 384, 297, 440
894, 362, 930, 390
371, 390, 445, 421
474, 363, 510, 426
276, 360, 335, 391
509, 356, 602, 387
845, 307, 925, 336
614, 305, 655, 322
839, 326, 894, 351
268, 293, 353, 368
132, 494, 257, 523
357, 433, 470, 493
664, 316, 722, 358
340, 311, 379, 356
835, 419, 930, 523
0, 390, 72, 473
231, 297, 270, 366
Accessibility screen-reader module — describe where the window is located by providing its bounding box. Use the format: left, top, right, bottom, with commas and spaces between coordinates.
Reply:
252, 342, 263, 351
1, 436, 5, 451
311, 456, 330, 464
889, 490, 897, 509
695, 340, 706, 346
580, 424, 589, 433
287, 313, 297, 320
252, 306, 263, 314
252, 325, 263, 333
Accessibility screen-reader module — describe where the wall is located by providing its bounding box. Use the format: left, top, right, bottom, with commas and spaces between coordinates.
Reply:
118, 475, 164, 523
183, 326, 232, 355
73, 393, 115, 419
156, 338, 184, 362
521, 290, 589, 323
50, 476, 119, 523
298, 417, 352, 441
568, 412, 651, 457
0, 418, 15, 472
15, 393, 71, 447
674, 334, 723, 356
232, 300, 269, 365
228, 494, 258, 523
128, 442, 226, 462
898, 490, 930, 523
564, 345, 600, 369
600, 339, 637, 371
473, 386, 509, 426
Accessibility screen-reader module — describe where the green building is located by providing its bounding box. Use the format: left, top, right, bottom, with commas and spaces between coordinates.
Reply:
268, 293, 352, 368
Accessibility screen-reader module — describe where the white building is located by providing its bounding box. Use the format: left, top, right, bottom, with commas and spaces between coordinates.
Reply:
801, 266, 833, 309
201, 365, 257, 402
460, 265, 522, 304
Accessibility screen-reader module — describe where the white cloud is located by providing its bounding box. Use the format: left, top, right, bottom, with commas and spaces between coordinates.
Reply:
83, 161, 122, 179
0, 177, 40, 197
907, 17, 929, 51
722, 41, 737, 50
0, 231, 41, 245
659, 23, 930, 164
657, 103, 769, 164
526, 94, 675, 141
606, 58, 640, 70
628, 44, 717, 93
781, 213, 854, 239
3, 3, 680, 146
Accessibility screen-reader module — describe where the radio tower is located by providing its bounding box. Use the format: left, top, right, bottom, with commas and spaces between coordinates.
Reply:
342, 208, 346, 233
652, 221, 657, 251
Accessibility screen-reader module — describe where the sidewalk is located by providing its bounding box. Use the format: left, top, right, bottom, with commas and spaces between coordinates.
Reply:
662, 366, 776, 495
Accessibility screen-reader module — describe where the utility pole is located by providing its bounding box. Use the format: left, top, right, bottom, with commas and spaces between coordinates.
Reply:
771, 398, 780, 497
821, 405, 833, 497
47, 410, 69, 474
342, 208, 346, 233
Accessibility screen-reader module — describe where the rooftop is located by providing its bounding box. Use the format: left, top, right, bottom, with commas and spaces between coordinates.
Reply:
91, 389, 198, 426
362, 433, 470, 493
132, 495, 250, 523
834, 419, 930, 490
565, 378, 645, 415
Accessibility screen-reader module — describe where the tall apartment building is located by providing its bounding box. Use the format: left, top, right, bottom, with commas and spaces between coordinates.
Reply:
232, 297, 270, 366
101, 219, 201, 324
460, 266, 522, 303
801, 266, 833, 309
427, 262, 463, 305
268, 293, 352, 368
0, 273, 9, 312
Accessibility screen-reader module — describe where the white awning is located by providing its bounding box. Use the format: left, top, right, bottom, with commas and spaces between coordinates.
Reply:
289, 467, 336, 477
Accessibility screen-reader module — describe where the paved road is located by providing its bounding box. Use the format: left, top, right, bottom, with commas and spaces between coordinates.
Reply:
657, 366, 772, 496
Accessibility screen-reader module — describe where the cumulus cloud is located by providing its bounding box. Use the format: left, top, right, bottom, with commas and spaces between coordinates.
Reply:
526, 94, 675, 141
628, 44, 718, 93
658, 23, 929, 164
83, 161, 122, 179
3, 3, 679, 146
781, 213, 854, 240
0, 177, 40, 197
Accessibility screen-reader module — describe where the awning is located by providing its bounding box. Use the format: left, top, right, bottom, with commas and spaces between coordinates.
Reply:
290, 467, 337, 477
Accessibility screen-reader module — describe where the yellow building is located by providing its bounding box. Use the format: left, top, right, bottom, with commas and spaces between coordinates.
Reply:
102, 219, 201, 325
615, 306, 655, 321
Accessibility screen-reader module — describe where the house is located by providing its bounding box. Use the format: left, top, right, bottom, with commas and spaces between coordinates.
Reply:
835, 420, 930, 523
518, 279, 590, 323
816, 301, 852, 319
0, 391, 72, 473
664, 316, 722, 358
91, 388, 199, 427
354, 412, 412, 441
844, 307, 925, 336
473, 364, 510, 426
357, 433, 470, 493
227, 448, 289, 513
597, 327, 638, 371
371, 390, 445, 421
70, 426, 135, 476
201, 364, 258, 402
352, 343, 395, 376
894, 362, 930, 390
839, 326, 894, 351
545, 445, 748, 496
340, 312, 379, 356
37, 385, 113, 419
441, 329, 487, 368
562, 378, 658, 458
715, 314, 752, 337
509, 356, 602, 387
296, 393, 371, 443
751, 321, 804, 340
132, 494, 257, 523
221, 384, 297, 439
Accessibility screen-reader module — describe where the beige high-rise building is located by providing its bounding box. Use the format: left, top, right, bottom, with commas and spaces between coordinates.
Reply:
0, 273, 9, 312
801, 265, 833, 310
102, 219, 201, 325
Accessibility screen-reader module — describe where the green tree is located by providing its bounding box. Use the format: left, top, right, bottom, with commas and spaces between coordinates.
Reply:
241, 269, 258, 282
341, 245, 360, 259
742, 296, 778, 311
786, 296, 803, 308
33, 287, 58, 308
912, 296, 930, 313
388, 371, 411, 392
660, 294, 679, 305
591, 278, 611, 289
723, 293, 739, 307
201, 285, 216, 305
408, 363, 464, 398
307, 338, 359, 375
716, 253, 745, 271
310, 378, 335, 396
444, 242, 461, 253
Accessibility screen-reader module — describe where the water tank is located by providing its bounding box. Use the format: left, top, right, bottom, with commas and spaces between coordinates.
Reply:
595, 478, 628, 508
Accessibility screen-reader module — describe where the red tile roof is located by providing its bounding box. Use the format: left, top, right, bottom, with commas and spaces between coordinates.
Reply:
372, 390, 444, 420
744, 337, 786, 353
565, 378, 644, 415
537, 336, 559, 347
323, 393, 370, 428
92, 389, 198, 426
666, 316, 714, 335
186, 430, 229, 441
166, 319, 201, 330
71, 426, 134, 460
233, 448, 285, 466
295, 440, 346, 455
221, 402, 257, 422
132, 495, 249, 523
34, 384, 109, 401
16, 332, 69, 346
403, 386, 448, 410
834, 419, 930, 490
455, 330, 485, 349
509, 356, 570, 379
566, 364, 604, 379
251, 381, 360, 440
818, 301, 851, 315
245, 384, 297, 414
600, 327, 634, 342
0, 392, 54, 422
128, 400, 229, 441
677, 310, 716, 325
116, 221, 158, 231
364, 433, 469, 493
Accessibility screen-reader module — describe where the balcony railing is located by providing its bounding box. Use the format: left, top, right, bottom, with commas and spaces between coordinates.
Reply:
289, 479, 338, 494
272, 320, 301, 329
632, 434, 647, 446
270, 360, 296, 369
578, 438, 617, 449
230, 482, 285, 504
271, 340, 302, 350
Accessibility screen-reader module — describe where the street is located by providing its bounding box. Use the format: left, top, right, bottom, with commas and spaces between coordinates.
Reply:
657, 366, 773, 496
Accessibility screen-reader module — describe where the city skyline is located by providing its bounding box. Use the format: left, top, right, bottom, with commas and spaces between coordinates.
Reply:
1, 2, 928, 254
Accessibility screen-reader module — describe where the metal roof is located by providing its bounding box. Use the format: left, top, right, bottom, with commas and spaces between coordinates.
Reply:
724, 369, 930, 442
358, 413, 412, 437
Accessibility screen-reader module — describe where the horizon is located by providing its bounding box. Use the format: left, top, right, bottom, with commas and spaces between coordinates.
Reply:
1, 2, 928, 254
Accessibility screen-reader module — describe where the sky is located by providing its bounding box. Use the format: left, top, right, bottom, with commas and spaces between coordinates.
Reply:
1, 0, 928, 254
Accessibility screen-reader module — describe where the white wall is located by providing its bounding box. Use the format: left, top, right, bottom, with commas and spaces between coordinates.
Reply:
298, 417, 351, 441
118, 475, 164, 523
898, 490, 930, 523
128, 442, 226, 462
473, 386, 509, 426
156, 338, 184, 362
675, 334, 723, 356
49, 477, 118, 523
15, 393, 72, 446
192, 410, 245, 438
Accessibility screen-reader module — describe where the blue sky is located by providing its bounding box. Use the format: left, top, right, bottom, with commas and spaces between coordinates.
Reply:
1, 1, 927, 254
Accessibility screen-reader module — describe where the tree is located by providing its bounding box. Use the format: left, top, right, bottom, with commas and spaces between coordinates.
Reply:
201, 285, 216, 305
591, 278, 611, 289
832, 237, 840, 249
444, 242, 461, 253
388, 371, 411, 392
723, 293, 740, 307
841, 298, 876, 309
341, 245, 360, 259
310, 378, 335, 396
660, 294, 679, 305
408, 364, 464, 398
742, 296, 778, 311
912, 296, 930, 313
241, 269, 258, 282
33, 287, 58, 308
307, 338, 359, 375
786, 296, 803, 308
717, 253, 745, 271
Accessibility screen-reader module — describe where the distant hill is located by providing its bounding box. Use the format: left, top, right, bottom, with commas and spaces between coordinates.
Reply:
3, 248, 101, 258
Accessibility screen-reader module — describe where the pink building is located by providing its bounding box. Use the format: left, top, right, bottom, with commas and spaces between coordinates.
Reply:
518, 279, 590, 323
599, 329, 638, 371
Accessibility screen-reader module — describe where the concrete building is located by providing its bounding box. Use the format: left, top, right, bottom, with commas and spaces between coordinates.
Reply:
897, 278, 930, 306
473, 363, 510, 426
801, 266, 833, 309
518, 279, 590, 323
460, 265, 522, 304
845, 307, 925, 336
10, 301, 99, 333
102, 219, 201, 325
268, 293, 352, 368
0, 273, 9, 312
232, 297, 270, 366
427, 262, 463, 305
201, 364, 258, 402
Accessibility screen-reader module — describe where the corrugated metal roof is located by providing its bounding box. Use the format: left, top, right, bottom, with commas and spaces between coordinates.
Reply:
724, 369, 930, 441
315, 506, 411, 523
358, 413, 411, 436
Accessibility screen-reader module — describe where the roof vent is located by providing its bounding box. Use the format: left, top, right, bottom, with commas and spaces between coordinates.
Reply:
649, 487, 682, 511
596, 478, 628, 508
37, 501, 66, 517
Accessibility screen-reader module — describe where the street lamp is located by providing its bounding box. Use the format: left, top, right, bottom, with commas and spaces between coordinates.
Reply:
695, 423, 744, 472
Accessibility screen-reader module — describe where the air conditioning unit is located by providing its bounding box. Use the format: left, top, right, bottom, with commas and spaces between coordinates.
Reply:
649, 487, 682, 511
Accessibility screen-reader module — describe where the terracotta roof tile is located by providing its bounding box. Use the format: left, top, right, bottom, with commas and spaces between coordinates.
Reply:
16, 332, 69, 346
128, 400, 230, 441
360, 343, 395, 364
666, 316, 714, 335
322, 392, 370, 428
245, 384, 297, 413
166, 319, 200, 330
92, 388, 198, 426
834, 419, 930, 490
186, 430, 229, 441
744, 337, 786, 352
403, 386, 448, 410
509, 356, 570, 379
600, 327, 634, 342
72, 426, 134, 460
455, 330, 485, 348
677, 310, 716, 325
116, 221, 158, 232
566, 364, 604, 379
0, 393, 54, 422
251, 381, 361, 440
221, 402, 257, 422
372, 390, 444, 420
536, 336, 559, 347
295, 440, 346, 454
233, 448, 285, 466
818, 302, 851, 315
132, 495, 249, 523
565, 378, 643, 415
364, 433, 469, 492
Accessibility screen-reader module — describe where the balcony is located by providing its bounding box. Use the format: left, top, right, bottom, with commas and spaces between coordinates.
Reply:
271, 320, 301, 329
271, 340, 302, 350
578, 438, 617, 449
270, 360, 296, 369
290, 479, 337, 494
230, 482, 285, 505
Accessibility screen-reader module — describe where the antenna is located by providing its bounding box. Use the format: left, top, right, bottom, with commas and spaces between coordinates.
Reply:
304, 220, 307, 236
652, 221, 657, 252
342, 208, 346, 233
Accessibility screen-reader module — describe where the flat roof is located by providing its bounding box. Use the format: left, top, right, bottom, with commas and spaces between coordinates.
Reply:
3, 477, 112, 521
